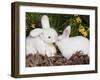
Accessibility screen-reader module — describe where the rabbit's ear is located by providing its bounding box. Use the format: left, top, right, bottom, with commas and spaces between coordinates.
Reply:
41, 15, 50, 28
30, 28, 43, 37
63, 26, 71, 37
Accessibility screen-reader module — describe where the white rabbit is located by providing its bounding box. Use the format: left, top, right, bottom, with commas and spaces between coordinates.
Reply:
26, 15, 58, 57
56, 26, 89, 59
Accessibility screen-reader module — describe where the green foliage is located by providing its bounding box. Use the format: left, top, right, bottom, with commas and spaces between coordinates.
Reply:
26, 13, 89, 39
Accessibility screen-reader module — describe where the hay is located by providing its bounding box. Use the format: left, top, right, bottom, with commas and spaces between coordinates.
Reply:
26, 51, 89, 67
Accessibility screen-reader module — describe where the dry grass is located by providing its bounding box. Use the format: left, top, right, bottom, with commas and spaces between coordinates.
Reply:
26, 51, 89, 67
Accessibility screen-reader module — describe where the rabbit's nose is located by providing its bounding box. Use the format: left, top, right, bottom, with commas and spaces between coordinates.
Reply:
53, 43, 56, 45
53, 43, 58, 47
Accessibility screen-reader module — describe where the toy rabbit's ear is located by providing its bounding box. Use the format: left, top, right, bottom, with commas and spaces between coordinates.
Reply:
30, 28, 43, 37
41, 15, 50, 28
63, 26, 71, 37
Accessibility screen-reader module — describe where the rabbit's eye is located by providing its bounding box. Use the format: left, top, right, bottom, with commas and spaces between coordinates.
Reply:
48, 36, 51, 39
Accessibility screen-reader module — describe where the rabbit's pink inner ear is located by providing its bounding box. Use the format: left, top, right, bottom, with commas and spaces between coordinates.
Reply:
63, 26, 71, 37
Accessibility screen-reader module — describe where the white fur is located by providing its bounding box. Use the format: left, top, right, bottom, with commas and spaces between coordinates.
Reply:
26, 15, 58, 57
56, 26, 89, 59
41, 15, 50, 28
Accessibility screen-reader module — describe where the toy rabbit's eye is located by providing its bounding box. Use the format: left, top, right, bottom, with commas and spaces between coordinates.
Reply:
48, 36, 51, 39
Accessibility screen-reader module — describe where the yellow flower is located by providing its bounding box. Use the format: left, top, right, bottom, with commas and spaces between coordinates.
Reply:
79, 28, 85, 33
79, 25, 85, 33
76, 16, 81, 23
79, 25, 88, 37
82, 31, 88, 37
31, 23, 36, 28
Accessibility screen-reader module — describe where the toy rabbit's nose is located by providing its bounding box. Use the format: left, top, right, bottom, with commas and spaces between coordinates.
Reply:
53, 43, 56, 45
53, 43, 58, 47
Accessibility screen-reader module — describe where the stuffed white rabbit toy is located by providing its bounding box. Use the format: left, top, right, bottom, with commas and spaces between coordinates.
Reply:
26, 15, 58, 57
56, 26, 89, 59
